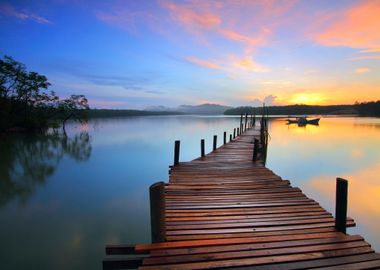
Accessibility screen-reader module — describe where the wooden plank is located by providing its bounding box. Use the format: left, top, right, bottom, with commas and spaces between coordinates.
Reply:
149, 235, 364, 257
135, 232, 347, 252
143, 241, 369, 265
139, 247, 374, 270
219, 253, 380, 270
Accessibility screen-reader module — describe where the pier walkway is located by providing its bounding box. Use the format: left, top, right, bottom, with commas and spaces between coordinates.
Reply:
103, 124, 380, 269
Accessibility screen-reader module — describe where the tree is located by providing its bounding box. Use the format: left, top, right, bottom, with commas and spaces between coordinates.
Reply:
58, 95, 89, 133
0, 55, 89, 132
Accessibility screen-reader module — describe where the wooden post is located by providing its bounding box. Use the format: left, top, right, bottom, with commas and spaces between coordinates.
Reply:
201, 139, 205, 157
240, 114, 243, 131
173, 140, 180, 165
245, 113, 248, 131
253, 112, 256, 126
229, 134, 232, 141
335, 178, 348, 234
233, 128, 236, 138
213, 135, 217, 151
252, 138, 259, 161
223, 131, 226, 144
237, 127, 240, 136
150, 181, 165, 243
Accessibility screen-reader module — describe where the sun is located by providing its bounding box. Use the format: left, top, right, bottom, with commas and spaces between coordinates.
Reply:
289, 93, 326, 105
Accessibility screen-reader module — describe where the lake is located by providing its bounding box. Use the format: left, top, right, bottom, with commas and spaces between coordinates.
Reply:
0, 116, 379, 270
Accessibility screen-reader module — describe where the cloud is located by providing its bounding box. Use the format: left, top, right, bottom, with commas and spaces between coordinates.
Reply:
355, 68, 370, 73
185, 56, 220, 69
312, 0, 380, 50
232, 55, 270, 73
0, 3, 51, 24
249, 95, 277, 106
351, 55, 380, 60
219, 27, 271, 48
263, 94, 277, 105
88, 98, 130, 109
303, 70, 319, 75
96, 0, 301, 79
360, 48, 380, 53
160, 0, 221, 30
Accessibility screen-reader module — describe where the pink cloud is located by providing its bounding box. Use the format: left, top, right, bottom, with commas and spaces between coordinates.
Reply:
0, 3, 51, 24
312, 0, 380, 50
219, 27, 271, 47
185, 56, 220, 70
160, 0, 221, 31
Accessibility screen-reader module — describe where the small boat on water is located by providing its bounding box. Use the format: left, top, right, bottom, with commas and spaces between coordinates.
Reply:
287, 117, 320, 126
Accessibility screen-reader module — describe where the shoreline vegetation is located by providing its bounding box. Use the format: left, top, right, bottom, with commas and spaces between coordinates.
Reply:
223, 102, 380, 116
86, 102, 380, 118
0, 56, 88, 133
1, 55, 379, 133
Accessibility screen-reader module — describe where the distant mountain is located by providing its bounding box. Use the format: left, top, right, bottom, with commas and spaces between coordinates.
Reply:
145, 103, 232, 115
177, 104, 232, 114
144, 105, 175, 112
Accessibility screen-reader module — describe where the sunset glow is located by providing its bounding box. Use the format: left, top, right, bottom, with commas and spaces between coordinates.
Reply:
289, 93, 326, 105
0, 0, 379, 108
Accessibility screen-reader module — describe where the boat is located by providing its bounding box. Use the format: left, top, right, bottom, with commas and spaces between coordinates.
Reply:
287, 117, 320, 126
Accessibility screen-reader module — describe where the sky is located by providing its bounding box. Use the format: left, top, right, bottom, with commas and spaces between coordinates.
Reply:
0, 0, 379, 109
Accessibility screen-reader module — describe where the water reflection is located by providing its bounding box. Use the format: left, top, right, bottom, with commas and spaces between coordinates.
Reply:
0, 116, 379, 270
0, 132, 92, 207
266, 117, 380, 251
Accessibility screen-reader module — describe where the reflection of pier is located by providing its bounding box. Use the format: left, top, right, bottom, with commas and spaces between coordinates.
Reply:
103, 115, 380, 269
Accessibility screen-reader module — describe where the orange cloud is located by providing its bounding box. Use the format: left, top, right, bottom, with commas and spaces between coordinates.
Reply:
351, 55, 380, 60
232, 55, 269, 73
313, 0, 380, 50
355, 68, 370, 73
185, 56, 220, 70
360, 48, 380, 53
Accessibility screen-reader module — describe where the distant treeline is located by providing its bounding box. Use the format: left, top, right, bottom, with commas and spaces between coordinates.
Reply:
88, 109, 183, 118
224, 102, 380, 116
356, 101, 380, 116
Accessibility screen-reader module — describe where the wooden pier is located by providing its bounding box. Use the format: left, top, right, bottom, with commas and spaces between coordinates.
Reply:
103, 117, 380, 269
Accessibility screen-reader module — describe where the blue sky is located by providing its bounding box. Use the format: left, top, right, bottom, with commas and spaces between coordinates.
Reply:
1, 0, 379, 109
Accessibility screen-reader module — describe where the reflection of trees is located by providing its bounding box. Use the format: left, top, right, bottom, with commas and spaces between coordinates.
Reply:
0, 132, 92, 206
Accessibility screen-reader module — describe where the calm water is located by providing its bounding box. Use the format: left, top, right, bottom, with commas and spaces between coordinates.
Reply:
0, 116, 379, 270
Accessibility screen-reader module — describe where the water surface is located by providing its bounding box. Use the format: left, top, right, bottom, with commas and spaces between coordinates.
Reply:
0, 116, 379, 270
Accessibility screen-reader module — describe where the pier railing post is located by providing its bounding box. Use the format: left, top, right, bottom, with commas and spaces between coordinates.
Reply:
335, 178, 348, 234
223, 131, 226, 144
237, 127, 240, 136
213, 135, 217, 151
240, 114, 243, 132
245, 113, 248, 131
233, 128, 236, 138
229, 134, 232, 142
252, 138, 259, 161
201, 139, 205, 157
150, 181, 166, 243
174, 140, 180, 165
